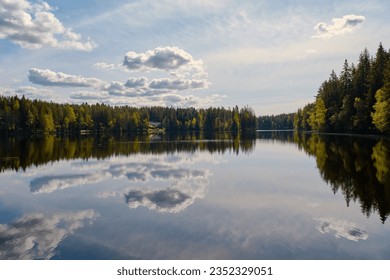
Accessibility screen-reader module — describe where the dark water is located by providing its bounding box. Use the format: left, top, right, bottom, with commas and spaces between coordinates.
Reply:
0, 132, 390, 260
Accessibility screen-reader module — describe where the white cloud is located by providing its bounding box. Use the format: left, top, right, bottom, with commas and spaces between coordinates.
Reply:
28, 68, 105, 88
149, 78, 207, 91
124, 77, 148, 88
0, 210, 98, 259
105, 81, 133, 96
313, 14, 366, 39
69, 90, 224, 108
0, 85, 55, 99
0, 0, 96, 50
25, 46, 218, 107
103, 47, 210, 98
123, 46, 195, 71
93, 62, 118, 70
152, 93, 224, 107
70, 90, 108, 101
122, 46, 208, 82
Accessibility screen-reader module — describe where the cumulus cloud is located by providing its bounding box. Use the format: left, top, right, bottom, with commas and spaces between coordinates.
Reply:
105, 81, 133, 96
315, 217, 368, 242
0, 210, 98, 259
124, 77, 148, 88
123, 46, 195, 71
28, 68, 105, 88
25, 46, 217, 107
313, 14, 365, 39
122, 46, 209, 89
0, 0, 96, 50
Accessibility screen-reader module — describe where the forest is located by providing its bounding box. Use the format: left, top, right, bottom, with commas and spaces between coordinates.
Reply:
294, 43, 390, 134
0, 96, 258, 135
257, 113, 294, 130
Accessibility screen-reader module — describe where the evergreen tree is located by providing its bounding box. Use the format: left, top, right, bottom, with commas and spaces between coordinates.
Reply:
352, 48, 372, 131
295, 43, 390, 135
338, 60, 354, 131
372, 61, 390, 133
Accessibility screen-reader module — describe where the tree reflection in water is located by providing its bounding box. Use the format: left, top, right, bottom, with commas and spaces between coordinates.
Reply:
292, 132, 390, 223
0, 132, 256, 172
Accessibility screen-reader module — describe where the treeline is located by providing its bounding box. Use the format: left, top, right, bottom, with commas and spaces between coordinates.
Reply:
294, 43, 390, 134
0, 95, 257, 134
258, 113, 294, 130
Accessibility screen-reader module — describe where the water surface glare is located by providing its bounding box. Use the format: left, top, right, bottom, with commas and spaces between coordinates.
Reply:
1, 132, 390, 259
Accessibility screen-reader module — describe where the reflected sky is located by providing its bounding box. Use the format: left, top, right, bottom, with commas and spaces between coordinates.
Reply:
1, 134, 390, 259
30, 174, 106, 194
0, 210, 98, 260
315, 217, 368, 242
125, 189, 192, 213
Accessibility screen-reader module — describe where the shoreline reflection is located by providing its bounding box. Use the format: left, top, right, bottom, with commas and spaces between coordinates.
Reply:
0, 133, 256, 173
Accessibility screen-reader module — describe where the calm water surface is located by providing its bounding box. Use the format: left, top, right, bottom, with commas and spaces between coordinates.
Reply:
1, 132, 390, 259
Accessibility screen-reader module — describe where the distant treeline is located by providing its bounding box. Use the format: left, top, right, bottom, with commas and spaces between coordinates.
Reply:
294, 43, 390, 134
0, 95, 258, 134
257, 113, 294, 130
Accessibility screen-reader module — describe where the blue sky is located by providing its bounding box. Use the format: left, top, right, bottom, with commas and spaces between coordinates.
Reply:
1, 0, 390, 115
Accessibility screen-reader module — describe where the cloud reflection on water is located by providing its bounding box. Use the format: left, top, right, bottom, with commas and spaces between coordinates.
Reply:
0, 210, 98, 260
29, 154, 212, 213
315, 217, 368, 242
30, 173, 107, 194
115, 160, 209, 213
125, 189, 192, 213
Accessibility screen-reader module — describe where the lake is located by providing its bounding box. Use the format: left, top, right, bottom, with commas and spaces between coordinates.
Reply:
1, 131, 390, 260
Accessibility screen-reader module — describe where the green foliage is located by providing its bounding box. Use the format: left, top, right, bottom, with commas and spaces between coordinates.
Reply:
372, 89, 390, 134
294, 43, 390, 134
258, 113, 294, 130
372, 60, 390, 133
0, 95, 258, 134
312, 97, 327, 131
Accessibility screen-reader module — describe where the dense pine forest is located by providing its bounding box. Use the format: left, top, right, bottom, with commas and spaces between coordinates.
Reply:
294, 43, 390, 134
0, 96, 257, 135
